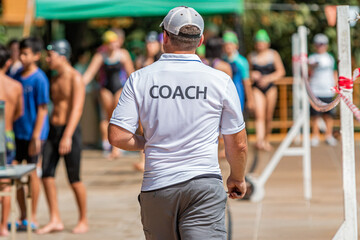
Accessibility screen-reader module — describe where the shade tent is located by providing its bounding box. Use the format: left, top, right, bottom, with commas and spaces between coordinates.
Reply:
35, 0, 243, 20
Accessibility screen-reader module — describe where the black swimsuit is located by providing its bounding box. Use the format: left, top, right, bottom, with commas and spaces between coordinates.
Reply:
103, 53, 123, 94
251, 50, 276, 94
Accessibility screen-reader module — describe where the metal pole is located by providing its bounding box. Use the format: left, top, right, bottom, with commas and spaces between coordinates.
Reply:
292, 34, 300, 125
292, 33, 301, 144
22, 0, 34, 37
298, 26, 312, 200
333, 5, 358, 240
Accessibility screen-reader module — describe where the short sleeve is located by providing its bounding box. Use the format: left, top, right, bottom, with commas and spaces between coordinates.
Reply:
329, 53, 337, 70
220, 78, 245, 135
240, 57, 250, 80
35, 73, 50, 105
308, 54, 317, 65
109, 75, 139, 134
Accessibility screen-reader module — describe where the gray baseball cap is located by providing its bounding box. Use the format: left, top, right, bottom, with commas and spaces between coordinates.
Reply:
313, 33, 328, 45
160, 6, 204, 37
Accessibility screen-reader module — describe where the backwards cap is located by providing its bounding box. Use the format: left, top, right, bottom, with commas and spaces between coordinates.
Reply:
47, 39, 71, 60
255, 29, 270, 43
160, 6, 204, 38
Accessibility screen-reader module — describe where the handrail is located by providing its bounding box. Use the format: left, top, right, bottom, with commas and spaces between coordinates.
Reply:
246, 76, 360, 136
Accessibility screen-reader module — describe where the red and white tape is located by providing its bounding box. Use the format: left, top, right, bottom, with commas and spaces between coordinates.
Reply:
332, 68, 360, 122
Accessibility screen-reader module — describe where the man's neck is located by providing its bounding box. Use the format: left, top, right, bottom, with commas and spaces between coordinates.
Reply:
55, 62, 71, 75
0, 70, 6, 78
171, 50, 196, 54
22, 63, 38, 77
164, 46, 196, 54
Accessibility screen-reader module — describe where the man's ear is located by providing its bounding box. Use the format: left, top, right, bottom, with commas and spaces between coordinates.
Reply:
5, 59, 13, 69
34, 52, 42, 62
163, 31, 169, 44
197, 35, 204, 47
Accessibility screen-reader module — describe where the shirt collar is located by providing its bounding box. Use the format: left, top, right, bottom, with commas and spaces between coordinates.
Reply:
159, 53, 202, 63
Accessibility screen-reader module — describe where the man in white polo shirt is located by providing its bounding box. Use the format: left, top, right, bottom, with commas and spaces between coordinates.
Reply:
108, 6, 247, 239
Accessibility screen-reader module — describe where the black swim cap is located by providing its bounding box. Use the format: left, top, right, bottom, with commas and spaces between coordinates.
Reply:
47, 39, 71, 60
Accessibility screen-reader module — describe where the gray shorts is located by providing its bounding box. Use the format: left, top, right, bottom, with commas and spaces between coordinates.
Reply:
139, 177, 227, 240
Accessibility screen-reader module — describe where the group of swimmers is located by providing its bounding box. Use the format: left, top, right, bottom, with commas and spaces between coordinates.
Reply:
0, 26, 289, 236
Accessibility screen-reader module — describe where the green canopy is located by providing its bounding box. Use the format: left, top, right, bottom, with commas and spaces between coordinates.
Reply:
35, 0, 243, 20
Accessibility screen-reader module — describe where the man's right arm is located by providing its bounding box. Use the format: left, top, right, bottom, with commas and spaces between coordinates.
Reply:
108, 124, 145, 151
221, 78, 248, 199
223, 129, 247, 199
108, 74, 143, 151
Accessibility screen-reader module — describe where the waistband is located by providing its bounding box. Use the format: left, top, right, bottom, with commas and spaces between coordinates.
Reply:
141, 174, 222, 193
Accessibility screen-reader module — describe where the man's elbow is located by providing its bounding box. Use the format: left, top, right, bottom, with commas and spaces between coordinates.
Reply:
108, 124, 130, 149
237, 141, 248, 154
108, 124, 118, 147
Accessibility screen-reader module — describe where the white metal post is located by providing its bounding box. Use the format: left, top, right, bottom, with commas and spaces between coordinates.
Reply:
298, 26, 312, 200
292, 33, 302, 144
333, 5, 358, 240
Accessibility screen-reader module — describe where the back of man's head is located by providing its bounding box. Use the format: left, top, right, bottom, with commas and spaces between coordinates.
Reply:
160, 6, 204, 51
0, 44, 10, 69
167, 25, 202, 51
20, 37, 43, 54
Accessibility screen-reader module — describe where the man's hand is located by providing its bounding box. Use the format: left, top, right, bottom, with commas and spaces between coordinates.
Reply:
28, 138, 41, 156
223, 129, 247, 199
59, 136, 72, 155
227, 177, 247, 199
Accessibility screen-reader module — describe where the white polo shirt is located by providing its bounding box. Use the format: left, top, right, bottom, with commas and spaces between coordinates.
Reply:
110, 53, 245, 191
308, 52, 336, 98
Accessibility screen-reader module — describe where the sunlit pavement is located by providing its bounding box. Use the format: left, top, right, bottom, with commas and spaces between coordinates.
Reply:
13, 140, 360, 239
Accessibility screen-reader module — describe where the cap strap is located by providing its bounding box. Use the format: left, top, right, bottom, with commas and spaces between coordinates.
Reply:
177, 32, 201, 38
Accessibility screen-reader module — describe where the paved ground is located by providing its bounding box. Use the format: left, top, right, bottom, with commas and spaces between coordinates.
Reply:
11, 140, 360, 240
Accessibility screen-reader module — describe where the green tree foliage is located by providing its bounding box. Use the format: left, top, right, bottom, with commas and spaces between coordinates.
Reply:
243, 0, 360, 75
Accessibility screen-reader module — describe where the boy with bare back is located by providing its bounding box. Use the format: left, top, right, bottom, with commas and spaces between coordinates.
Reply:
0, 45, 23, 236
37, 40, 88, 234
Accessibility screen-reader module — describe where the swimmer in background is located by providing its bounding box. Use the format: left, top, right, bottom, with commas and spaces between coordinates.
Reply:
83, 30, 134, 159
37, 39, 88, 234
247, 29, 285, 151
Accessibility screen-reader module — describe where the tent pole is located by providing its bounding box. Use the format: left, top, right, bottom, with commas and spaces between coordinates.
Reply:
23, 0, 35, 37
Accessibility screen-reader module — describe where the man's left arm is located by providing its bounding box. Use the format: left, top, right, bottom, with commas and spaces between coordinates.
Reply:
29, 76, 49, 156
59, 72, 85, 155
29, 104, 47, 156
108, 74, 144, 151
